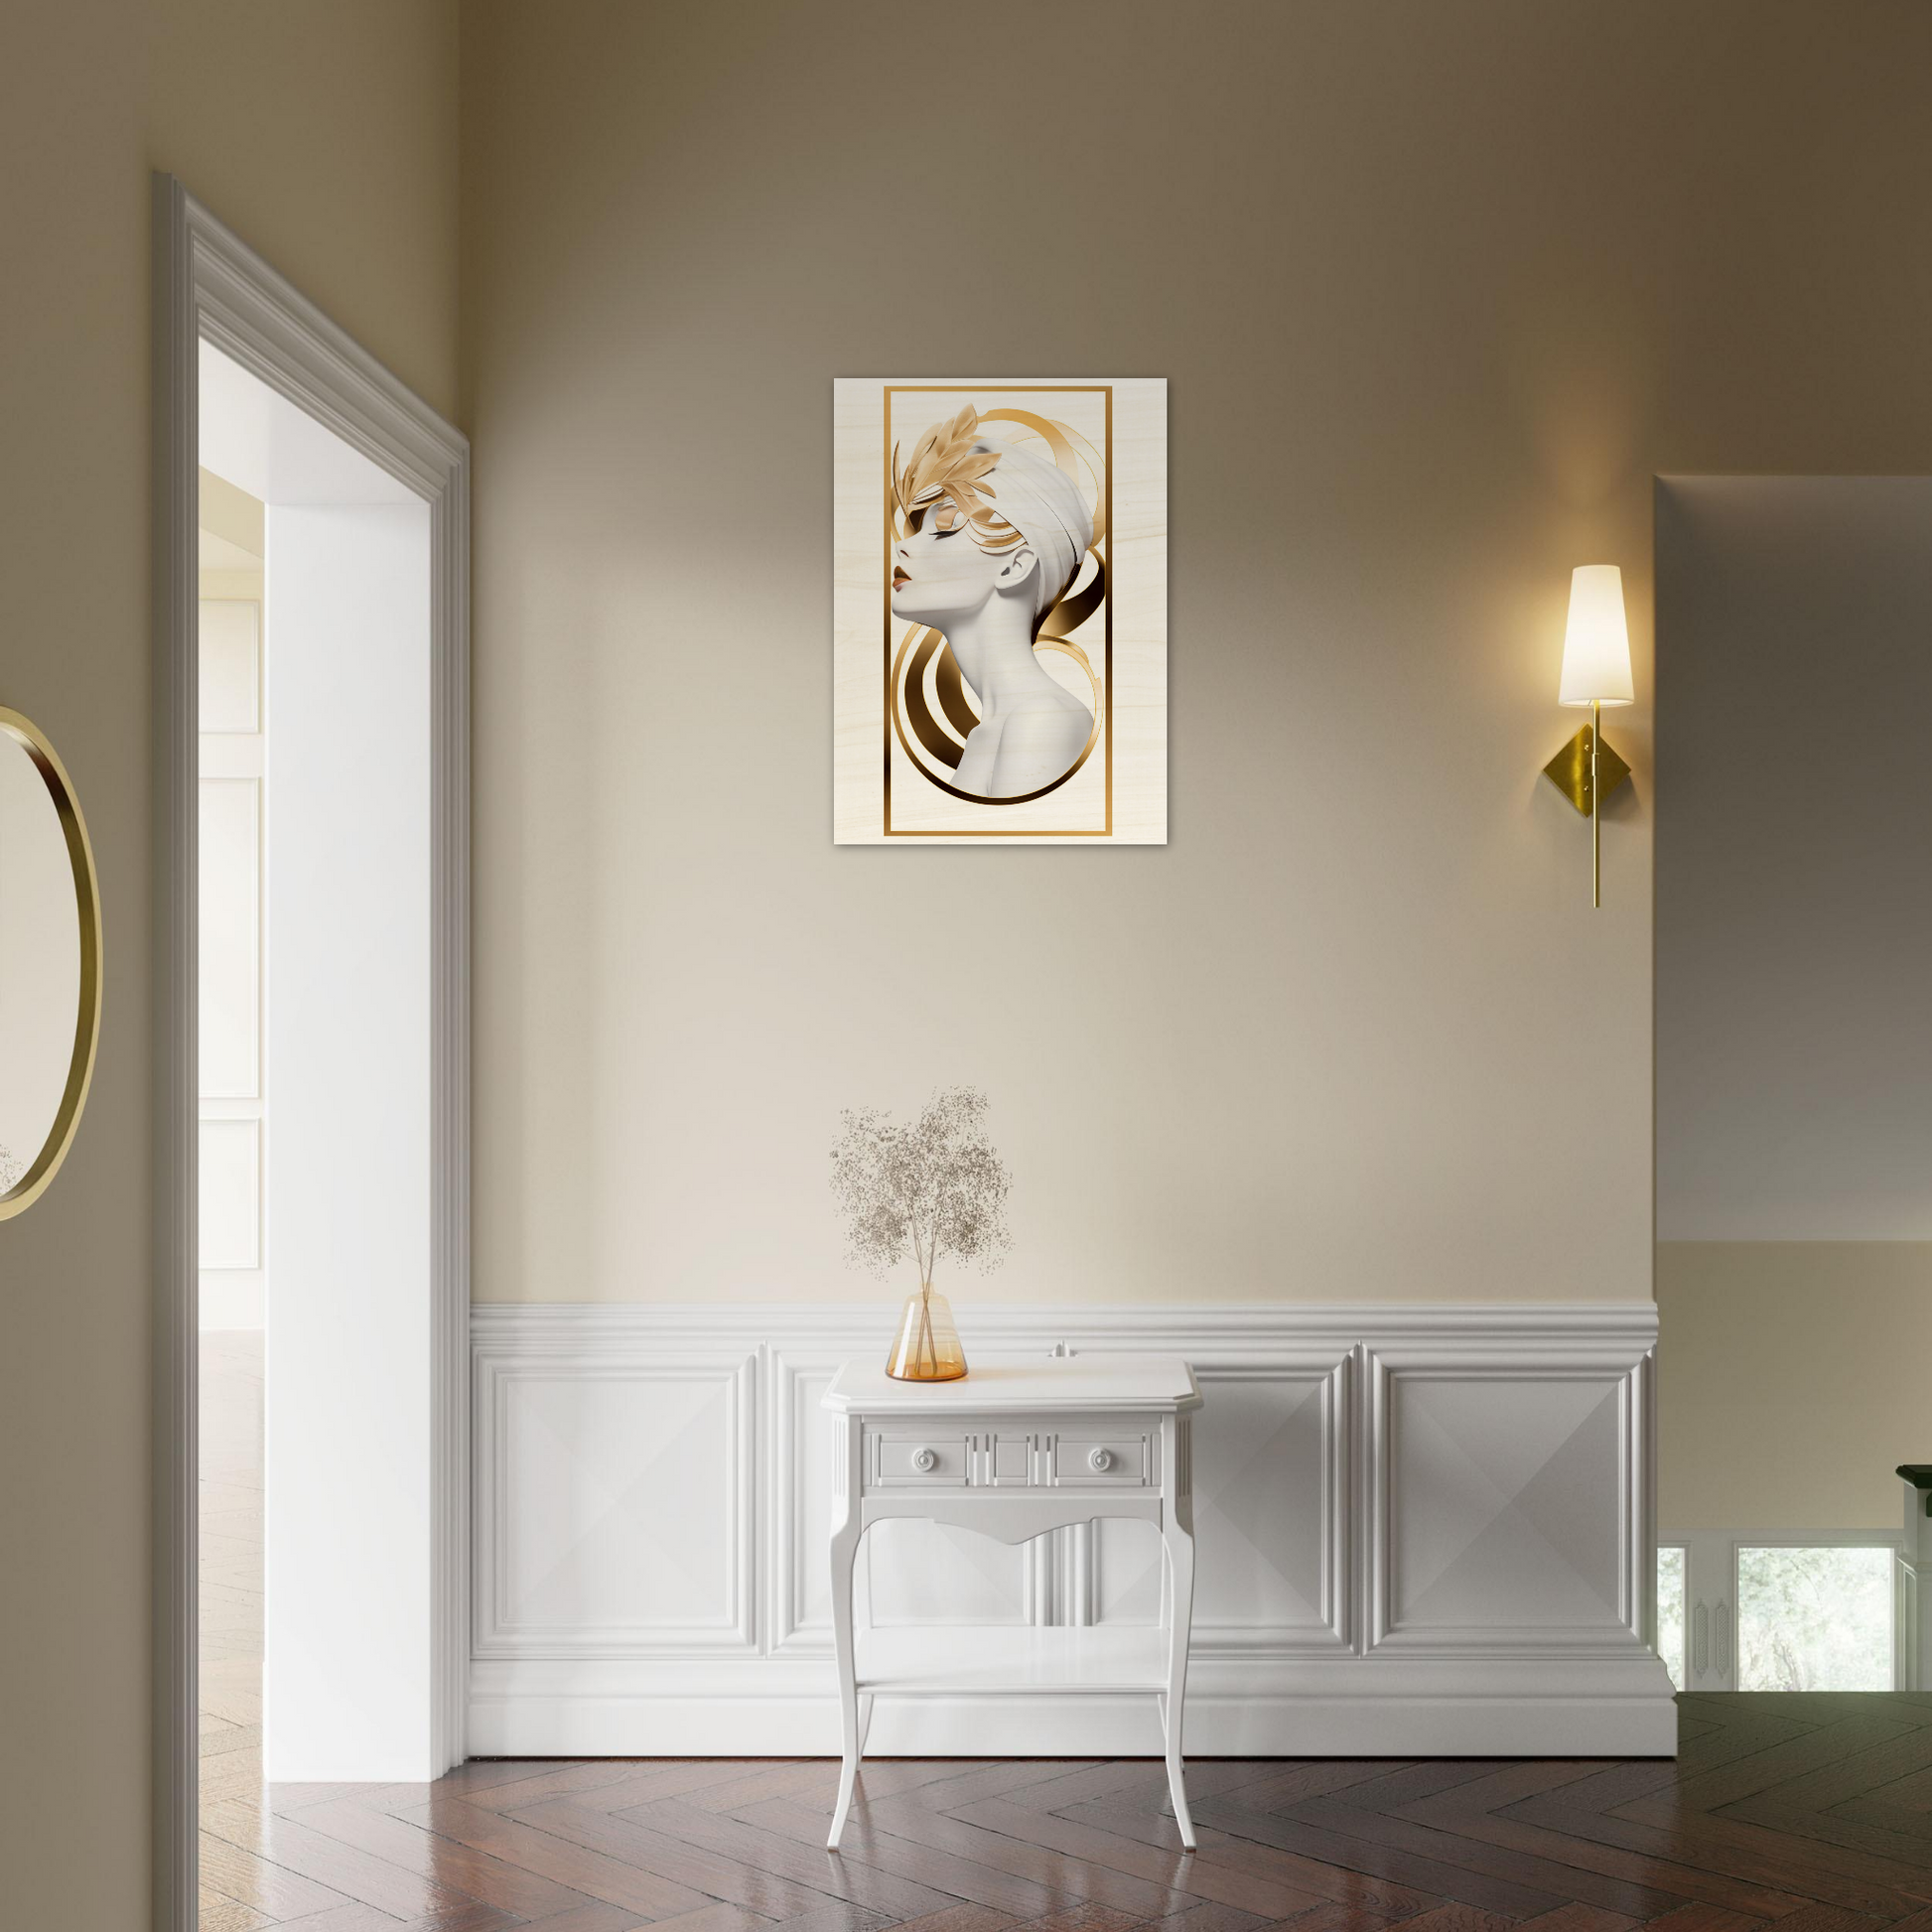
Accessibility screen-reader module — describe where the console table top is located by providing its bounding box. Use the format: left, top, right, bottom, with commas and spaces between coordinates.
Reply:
825, 1353, 1202, 1415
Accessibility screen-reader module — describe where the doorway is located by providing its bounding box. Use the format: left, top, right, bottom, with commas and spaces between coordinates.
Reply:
1653, 474, 1932, 1697
154, 177, 471, 1931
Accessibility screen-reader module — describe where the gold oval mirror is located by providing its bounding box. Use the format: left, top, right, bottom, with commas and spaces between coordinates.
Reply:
0, 707, 102, 1218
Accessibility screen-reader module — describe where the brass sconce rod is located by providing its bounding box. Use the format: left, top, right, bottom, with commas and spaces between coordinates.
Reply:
1590, 697, 1600, 910
1542, 702, 1630, 907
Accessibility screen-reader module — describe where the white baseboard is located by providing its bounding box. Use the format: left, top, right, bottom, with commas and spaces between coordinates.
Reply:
468, 1658, 1675, 1757
471, 1302, 1675, 1757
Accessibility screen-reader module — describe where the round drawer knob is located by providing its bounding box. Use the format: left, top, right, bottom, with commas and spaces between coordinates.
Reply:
911, 1447, 937, 1472
1088, 1448, 1114, 1473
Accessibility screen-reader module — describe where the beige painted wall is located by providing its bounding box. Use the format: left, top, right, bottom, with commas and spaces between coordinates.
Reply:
1658, 1244, 1932, 1530
462, 0, 1932, 1308
0, 2, 457, 1920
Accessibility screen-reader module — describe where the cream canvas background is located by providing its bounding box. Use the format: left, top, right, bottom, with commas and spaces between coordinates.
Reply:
833, 377, 1169, 844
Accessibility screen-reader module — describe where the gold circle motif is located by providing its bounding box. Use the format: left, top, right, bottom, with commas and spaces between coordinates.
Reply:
891, 623, 1103, 807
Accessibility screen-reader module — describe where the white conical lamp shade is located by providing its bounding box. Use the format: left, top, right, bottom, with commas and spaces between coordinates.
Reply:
1558, 564, 1635, 707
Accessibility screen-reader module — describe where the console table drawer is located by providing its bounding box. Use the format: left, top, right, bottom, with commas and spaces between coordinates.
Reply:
866, 1430, 971, 1487
1051, 1432, 1155, 1485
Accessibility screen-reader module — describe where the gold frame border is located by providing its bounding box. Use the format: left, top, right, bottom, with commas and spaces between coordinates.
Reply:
883, 384, 1113, 838
0, 705, 104, 1220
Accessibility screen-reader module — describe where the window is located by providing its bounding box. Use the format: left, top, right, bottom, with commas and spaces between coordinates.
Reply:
1656, 1546, 1687, 1691
1736, 1545, 1892, 1691
1658, 1533, 1897, 1691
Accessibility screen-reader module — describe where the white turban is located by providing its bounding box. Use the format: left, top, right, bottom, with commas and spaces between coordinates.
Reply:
971, 433, 1093, 627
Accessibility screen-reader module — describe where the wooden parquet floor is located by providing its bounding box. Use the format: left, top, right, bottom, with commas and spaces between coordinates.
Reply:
195, 1699, 1932, 1932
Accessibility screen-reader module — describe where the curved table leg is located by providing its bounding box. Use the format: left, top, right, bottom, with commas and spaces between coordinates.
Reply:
1162, 1506, 1196, 1850
827, 1514, 863, 1849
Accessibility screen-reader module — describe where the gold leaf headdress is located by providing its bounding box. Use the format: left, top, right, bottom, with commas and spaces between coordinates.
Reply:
893, 405, 1023, 550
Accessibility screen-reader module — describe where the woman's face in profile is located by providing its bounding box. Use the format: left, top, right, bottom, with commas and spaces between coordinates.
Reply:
892, 500, 1012, 626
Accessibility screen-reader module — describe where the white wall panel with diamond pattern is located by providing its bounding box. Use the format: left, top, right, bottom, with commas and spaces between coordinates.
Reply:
469, 1305, 1672, 1756
474, 1322, 756, 1656
1188, 1348, 1350, 1650
1368, 1339, 1647, 1653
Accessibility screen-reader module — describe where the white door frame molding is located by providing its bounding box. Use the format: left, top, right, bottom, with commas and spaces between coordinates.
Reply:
152, 174, 471, 1932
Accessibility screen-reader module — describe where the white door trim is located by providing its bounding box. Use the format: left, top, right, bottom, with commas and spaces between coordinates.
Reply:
151, 174, 471, 1932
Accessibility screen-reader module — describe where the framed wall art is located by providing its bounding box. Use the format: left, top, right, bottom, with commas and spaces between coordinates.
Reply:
833, 378, 1167, 844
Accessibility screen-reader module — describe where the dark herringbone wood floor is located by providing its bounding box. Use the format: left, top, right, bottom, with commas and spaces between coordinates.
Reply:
195, 1698, 1932, 1932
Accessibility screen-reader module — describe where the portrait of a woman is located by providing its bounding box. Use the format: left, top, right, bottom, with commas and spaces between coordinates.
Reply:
891, 406, 1096, 799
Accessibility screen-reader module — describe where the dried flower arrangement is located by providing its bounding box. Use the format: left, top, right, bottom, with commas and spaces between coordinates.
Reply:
0, 1143, 22, 1193
830, 1085, 1012, 1381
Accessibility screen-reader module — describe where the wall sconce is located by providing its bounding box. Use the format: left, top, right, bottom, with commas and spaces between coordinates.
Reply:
1543, 564, 1634, 908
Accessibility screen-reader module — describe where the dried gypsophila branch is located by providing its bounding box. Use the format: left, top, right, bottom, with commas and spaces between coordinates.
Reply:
830, 1084, 1013, 1288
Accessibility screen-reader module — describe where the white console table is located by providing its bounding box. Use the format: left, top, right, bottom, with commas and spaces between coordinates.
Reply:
823, 1354, 1203, 1851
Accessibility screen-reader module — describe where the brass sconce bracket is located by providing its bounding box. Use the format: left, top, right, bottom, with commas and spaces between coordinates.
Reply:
1543, 723, 1630, 815
1544, 712, 1630, 908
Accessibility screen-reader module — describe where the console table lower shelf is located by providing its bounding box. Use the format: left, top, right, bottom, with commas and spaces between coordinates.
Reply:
856, 1625, 1174, 1695
822, 1354, 1204, 1852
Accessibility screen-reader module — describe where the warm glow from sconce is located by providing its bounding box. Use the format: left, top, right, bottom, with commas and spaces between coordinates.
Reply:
1558, 564, 1635, 707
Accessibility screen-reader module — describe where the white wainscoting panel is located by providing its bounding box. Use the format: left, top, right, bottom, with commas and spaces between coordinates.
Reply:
1369, 1340, 1646, 1653
469, 1305, 1674, 1758
475, 1317, 755, 1657
769, 1347, 843, 1653
1187, 1348, 1350, 1650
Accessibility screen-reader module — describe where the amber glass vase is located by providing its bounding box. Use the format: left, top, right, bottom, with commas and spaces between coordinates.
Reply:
886, 1284, 968, 1381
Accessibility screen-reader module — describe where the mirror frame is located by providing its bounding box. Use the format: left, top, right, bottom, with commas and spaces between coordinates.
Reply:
0, 705, 103, 1219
